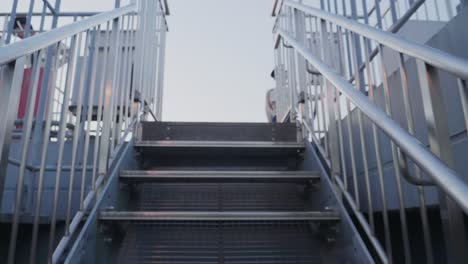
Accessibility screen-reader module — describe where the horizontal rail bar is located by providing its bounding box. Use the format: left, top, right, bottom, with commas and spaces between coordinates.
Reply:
98, 211, 341, 221
282, 0, 468, 80
0, 12, 102, 17
276, 29, 468, 213
0, 4, 136, 64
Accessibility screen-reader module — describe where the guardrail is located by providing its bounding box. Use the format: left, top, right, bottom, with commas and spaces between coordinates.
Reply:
273, 0, 468, 263
0, 0, 167, 263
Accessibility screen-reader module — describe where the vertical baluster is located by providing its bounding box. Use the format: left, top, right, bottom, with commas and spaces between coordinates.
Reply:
341, 1, 359, 197
377, 48, 411, 264
332, 0, 348, 189
8, 49, 45, 264
156, 21, 167, 120
0, 61, 27, 211
129, 16, 138, 123
313, 17, 329, 156
363, 38, 392, 260
30, 43, 62, 264
80, 26, 101, 209
65, 30, 91, 236
444, 0, 454, 20
389, 0, 398, 24
416, 60, 468, 264
98, 12, 122, 175
92, 22, 111, 190
286, 6, 298, 121
123, 15, 135, 128
48, 34, 78, 262
5, 0, 19, 45
293, 8, 310, 133
117, 16, 131, 143
398, 53, 431, 264
351, 32, 374, 230
373, 0, 383, 29
458, 79, 468, 131
109, 17, 124, 156
353, 34, 375, 232
433, 0, 441, 21
319, 18, 341, 182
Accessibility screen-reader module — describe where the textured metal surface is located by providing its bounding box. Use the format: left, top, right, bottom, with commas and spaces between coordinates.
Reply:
130, 183, 315, 212
139, 122, 299, 142
135, 140, 304, 148
135, 141, 304, 160
99, 211, 339, 221
116, 221, 323, 264
120, 170, 320, 183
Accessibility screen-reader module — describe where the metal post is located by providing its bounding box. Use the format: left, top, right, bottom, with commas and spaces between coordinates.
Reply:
319, 19, 341, 182
0, 57, 26, 223
293, 7, 309, 125
416, 61, 468, 264
98, 13, 122, 175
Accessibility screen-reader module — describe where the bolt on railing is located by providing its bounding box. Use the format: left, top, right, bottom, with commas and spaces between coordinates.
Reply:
0, 0, 167, 263
273, 1, 468, 263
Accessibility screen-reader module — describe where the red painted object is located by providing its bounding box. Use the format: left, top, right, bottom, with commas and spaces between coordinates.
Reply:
17, 68, 44, 120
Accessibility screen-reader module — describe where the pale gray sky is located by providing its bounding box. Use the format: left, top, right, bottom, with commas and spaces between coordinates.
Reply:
163, 0, 276, 122
3, 0, 277, 122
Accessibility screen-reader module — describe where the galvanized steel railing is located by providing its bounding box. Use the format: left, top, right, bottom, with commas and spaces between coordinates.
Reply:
273, 0, 468, 263
0, 0, 167, 263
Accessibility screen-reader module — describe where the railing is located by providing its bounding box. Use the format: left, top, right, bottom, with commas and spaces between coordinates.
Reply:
0, 0, 167, 263
273, 0, 465, 27
273, 0, 468, 263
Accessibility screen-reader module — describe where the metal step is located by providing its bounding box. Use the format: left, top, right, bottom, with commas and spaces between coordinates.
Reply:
138, 122, 300, 142
115, 221, 324, 264
135, 140, 304, 148
99, 211, 340, 221
134, 140, 305, 160
120, 170, 320, 183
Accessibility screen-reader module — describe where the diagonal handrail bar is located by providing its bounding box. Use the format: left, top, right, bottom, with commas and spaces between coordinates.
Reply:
0, 4, 136, 65
276, 27, 468, 213
281, 0, 468, 80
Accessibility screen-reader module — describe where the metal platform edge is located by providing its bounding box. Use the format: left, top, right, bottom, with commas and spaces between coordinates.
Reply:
134, 140, 305, 149
119, 170, 320, 183
98, 211, 341, 221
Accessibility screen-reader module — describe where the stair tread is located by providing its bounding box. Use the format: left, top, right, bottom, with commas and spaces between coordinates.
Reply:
99, 211, 340, 221
120, 170, 320, 183
116, 221, 323, 264
135, 140, 305, 148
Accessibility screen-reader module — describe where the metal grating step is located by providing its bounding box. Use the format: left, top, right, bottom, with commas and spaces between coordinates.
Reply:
99, 211, 340, 221
134, 140, 305, 159
130, 183, 318, 211
116, 221, 324, 264
120, 170, 320, 183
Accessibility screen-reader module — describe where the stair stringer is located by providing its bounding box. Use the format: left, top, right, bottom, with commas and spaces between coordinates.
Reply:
299, 143, 375, 263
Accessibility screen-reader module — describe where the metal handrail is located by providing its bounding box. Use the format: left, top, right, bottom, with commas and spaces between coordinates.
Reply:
0, 4, 136, 65
276, 29, 468, 213
0, 12, 101, 17
282, 0, 468, 80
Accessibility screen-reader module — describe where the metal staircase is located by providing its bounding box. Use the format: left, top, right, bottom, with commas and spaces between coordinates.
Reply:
97, 122, 346, 264
1, 0, 468, 263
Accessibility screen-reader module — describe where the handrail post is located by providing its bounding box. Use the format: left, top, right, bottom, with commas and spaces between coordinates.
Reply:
293, 7, 310, 129
318, 18, 341, 183
98, 4, 122, 175
286, 6, 297, 121
416, 61, 468, 263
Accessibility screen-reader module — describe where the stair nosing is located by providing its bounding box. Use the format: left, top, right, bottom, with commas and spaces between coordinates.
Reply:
98, 211, 340, 221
